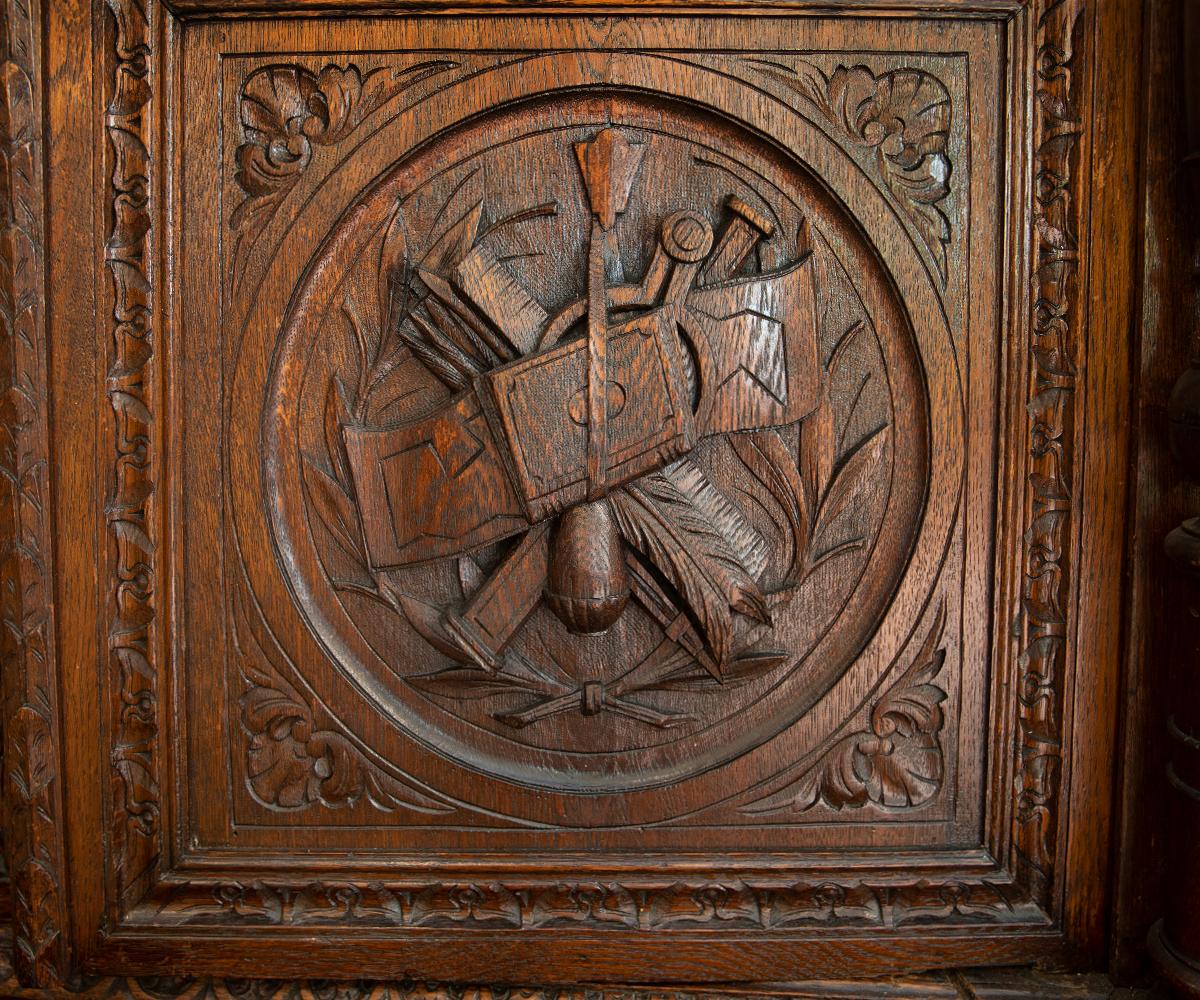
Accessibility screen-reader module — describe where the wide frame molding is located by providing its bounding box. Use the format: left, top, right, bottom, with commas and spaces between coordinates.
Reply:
3, 0, 1141, 987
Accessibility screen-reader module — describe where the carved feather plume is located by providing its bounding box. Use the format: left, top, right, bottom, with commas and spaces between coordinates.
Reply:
610, 467, 770, 673
664, 457, 769, 580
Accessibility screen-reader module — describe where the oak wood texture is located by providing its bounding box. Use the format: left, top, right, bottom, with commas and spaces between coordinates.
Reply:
0, 0, 1153, 990
0, 0, 69, 987
0, 918, 1150, 1000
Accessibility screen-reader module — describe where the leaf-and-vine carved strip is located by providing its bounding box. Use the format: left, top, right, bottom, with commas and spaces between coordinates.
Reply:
138, 873, 1044, 932
1013, 0, 1084, 908
105, 0, 161, 906
0, 0, 70, 986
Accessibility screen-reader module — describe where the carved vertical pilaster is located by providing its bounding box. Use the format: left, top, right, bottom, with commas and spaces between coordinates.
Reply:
0, 0, 70, 986
1150, 4, 1200, 995
1013, 0, 1084, 908
1152, 522, 1200, 997
104, 0, 161, 907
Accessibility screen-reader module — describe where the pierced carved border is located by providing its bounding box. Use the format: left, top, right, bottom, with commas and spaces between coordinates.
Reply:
105, 0, 162, 907
0, 0, 69, 986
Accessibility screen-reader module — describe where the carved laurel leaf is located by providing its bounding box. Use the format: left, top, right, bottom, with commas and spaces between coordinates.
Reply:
732, 376, 888, 590
409, 668, 523, 701
815, 423, 889, 530
408, 666, 553, 702
322, 377, 355, 489
635, 649, 789, 693
301, 453, 366, 569
7, 706, 54, 806
389, 590, 473, 664
377, 201, 411, 344
728, 430, 810, 588
800, 382, 835, 513
742, 604, 947, 814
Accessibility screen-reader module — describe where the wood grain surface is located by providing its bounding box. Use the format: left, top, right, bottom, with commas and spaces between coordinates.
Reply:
0, 0, 1162, 990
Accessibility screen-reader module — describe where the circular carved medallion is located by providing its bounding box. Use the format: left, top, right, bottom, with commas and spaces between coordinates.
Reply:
262, 93, 929, 802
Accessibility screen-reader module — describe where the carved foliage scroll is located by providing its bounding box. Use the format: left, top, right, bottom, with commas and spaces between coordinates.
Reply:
234, 574, 457, 816
143, 872, 1042, 931
742, 604, 948, 815
105, 0, 161, 902
233, 62, 458, 232
1014, 0, 1084, 904
751, 61, 953, 280
0, 0, 68, 985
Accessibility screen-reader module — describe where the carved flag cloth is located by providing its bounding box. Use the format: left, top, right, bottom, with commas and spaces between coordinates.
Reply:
343, 258, 820, 570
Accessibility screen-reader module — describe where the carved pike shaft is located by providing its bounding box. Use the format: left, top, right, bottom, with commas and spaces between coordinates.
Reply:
340, 131, 821, 671
342, 260, 819, 567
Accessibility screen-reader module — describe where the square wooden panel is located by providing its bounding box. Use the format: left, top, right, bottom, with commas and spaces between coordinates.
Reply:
3, 0, 1137, 988
177, 15, 990, 854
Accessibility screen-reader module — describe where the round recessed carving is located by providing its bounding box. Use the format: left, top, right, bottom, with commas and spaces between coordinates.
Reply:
256, 93, 931, 811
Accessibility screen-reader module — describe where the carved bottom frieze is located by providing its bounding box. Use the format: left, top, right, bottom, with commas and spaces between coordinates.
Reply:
132, 870, 1044, 932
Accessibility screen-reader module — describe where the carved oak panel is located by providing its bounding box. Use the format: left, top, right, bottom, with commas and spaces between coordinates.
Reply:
248, 91, 932, 818
181, 0, 992, 924
168, 16, 985, 845
6, 0, 1139, 987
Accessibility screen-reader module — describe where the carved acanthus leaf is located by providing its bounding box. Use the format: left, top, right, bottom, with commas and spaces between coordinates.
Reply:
742, 604, 948, 814
752, 60, 953, 280
233, 575, 454, 816
233, 61, 458, 230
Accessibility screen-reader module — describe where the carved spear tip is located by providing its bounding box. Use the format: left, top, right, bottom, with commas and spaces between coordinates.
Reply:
574, 127, 646, 230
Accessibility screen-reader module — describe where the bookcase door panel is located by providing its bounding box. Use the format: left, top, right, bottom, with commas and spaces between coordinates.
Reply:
11, 0, 1135, 986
